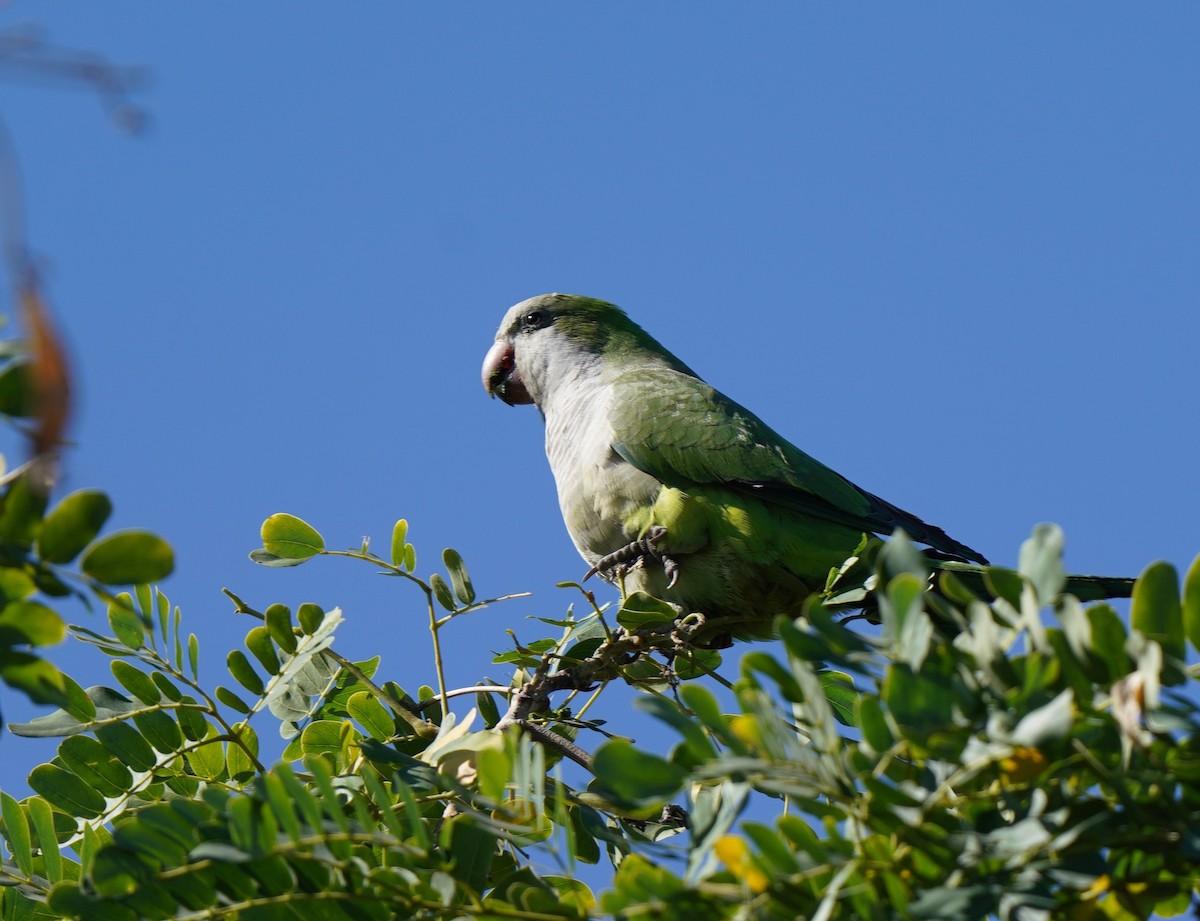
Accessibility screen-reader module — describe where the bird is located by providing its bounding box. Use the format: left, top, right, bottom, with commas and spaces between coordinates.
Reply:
482, 293, 1131, 640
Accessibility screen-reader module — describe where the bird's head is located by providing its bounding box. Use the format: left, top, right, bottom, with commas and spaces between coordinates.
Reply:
482, 293, 686, 409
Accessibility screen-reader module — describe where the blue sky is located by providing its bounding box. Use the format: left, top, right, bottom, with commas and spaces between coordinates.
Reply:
0, 1, 1197, 865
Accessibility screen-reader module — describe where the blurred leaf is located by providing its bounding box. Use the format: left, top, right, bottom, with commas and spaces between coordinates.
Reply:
37, 489, 113, 564
260, 513, 324, 561
1184, 553, 1200, 655
82, 531, 174, 584
0, 359, 34, 417
0, 475, 48, 545
1087, 603, 1132, 680
884, 662, 954, 737
1131, 560, 1185, 672
819, 670, 858, 726
1018, 523, 1066, 602
1009, 689, 1073, 747
590, 739, 684, 812
0, 567, 36, 604
0, 599, 66, 646
0, 651, 72, 707
984, 567, 1024, 609
857, 695, 894, 752
442, 816, 496, 894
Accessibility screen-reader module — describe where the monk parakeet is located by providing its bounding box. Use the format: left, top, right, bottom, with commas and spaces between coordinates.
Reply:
482, 293, 1129, 637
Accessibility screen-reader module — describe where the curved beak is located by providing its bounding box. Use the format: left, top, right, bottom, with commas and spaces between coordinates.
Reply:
482, 340, 532, 405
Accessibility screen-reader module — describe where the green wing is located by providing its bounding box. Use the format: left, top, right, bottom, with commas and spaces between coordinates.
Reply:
608, 368, 987, 564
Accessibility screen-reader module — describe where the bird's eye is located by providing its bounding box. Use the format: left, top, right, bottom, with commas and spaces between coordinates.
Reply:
521, 310, 550, 332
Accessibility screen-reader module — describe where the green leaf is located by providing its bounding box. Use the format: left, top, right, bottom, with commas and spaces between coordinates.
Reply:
245, 625, 281, 675
0, 566, 36, 604
58, 735, 133, 797
616, 591, 680, 630
1, 790, 33, 877
133, 709, 183, 754
177, 699, 210, 741
391, 519, 408, 568
260, 513, 324, 561
110, 660, 160, 704
443, 547, 476, 604
984, 567, 1024, 609
590, 739, 685, 812
0, 475, 48, 545
248, 548, 306, 567
188, 633, 199, 681
430, 573, 456, 611
1131, 560, 1185, 667
27, 795, 64, 882
636, 694, 718, 765
819, 670, 858, 726
82, 531, 174, 584
226, 723, 259, 779
186, 724, 227, 781
96, 721, 158, 771
442, 816, 496, 894
884, 663, 954, 738
1184, 553, 1200, 655
28, 764, 107, 819
215, 685, 252, 714
151, 671, 183, 702
262, 771, 305, 843
299, 720, 345, 758
265, 603, 297, 654
347, 691, 395, 739
1087, 602, 1132, 680
37, 489, 113, 564
0, 651, 73, 707
0, 360, 34, 416
0, 599, 67, 646
297, 602, 324, 634
107, 598, 145, 650
227, 650, 264, 696
857, 696, 894, 752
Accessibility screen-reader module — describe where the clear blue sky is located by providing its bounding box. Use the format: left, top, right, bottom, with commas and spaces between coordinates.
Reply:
1, 1, 1197, 853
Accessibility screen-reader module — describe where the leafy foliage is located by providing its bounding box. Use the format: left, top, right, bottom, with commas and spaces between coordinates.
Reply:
0, 340, 174, 720
0, 507, 1197, 920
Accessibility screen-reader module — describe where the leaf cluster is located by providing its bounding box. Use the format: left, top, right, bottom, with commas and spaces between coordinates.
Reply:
0, 511, 1197, 921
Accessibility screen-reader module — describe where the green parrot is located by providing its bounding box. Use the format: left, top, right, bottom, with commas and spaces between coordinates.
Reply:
482, 293, 1131, 639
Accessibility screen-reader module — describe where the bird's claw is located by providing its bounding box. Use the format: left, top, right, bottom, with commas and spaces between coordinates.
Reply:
584, 525, 680, 588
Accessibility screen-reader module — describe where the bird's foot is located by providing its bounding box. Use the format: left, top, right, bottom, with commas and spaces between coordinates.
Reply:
584, 525, 680, 588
